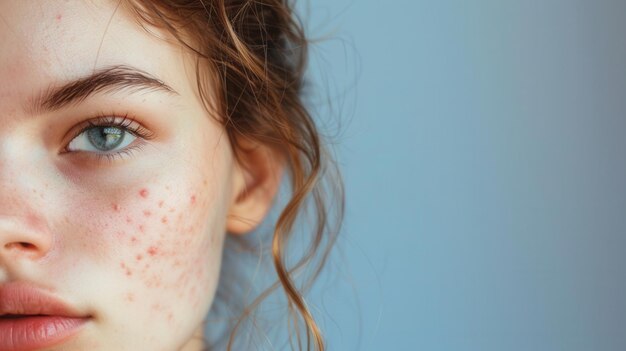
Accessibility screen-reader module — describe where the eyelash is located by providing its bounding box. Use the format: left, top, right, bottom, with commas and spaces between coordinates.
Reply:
65, 113, 155, 163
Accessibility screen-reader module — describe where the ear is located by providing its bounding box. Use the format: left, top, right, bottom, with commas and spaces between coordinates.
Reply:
226, 137, 285, 235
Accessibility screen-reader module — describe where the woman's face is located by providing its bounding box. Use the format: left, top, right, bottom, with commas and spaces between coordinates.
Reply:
0, 1, 238, 350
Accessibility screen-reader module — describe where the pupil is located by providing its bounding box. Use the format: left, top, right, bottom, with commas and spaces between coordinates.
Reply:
87, 126, 125, 151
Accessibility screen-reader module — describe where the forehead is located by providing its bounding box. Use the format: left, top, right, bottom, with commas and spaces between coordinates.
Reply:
0, 1, 190, 112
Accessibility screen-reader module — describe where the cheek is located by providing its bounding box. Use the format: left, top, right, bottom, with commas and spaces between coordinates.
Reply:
85, 180, 223, 323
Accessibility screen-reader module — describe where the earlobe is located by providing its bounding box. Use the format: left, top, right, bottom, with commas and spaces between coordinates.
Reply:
226, 139, 284, 235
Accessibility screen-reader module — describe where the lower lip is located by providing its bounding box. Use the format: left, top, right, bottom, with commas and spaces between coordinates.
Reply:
0, 316, 88, 351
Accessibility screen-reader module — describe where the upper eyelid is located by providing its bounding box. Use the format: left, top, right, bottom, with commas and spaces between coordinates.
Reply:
70, 115, 155, 141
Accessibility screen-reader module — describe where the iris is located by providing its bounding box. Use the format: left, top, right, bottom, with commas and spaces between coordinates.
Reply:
86, 126, 125, 151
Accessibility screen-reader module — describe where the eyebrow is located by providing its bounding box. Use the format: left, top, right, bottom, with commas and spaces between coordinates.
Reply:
28, 65, 178, 114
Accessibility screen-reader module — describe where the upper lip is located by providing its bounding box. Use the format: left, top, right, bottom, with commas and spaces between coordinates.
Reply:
0, 282, 87, 318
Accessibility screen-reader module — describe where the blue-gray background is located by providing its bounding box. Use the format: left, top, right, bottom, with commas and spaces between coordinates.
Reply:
302, 1, 626, 350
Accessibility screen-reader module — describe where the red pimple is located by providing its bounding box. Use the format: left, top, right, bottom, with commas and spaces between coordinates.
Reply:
136, 254, 143, 261
158, 200, 164, 208
190, 195, 196, 205
55, 14, 62, 21
143, 210, 152, 217
131, 236, 138, 244
138, 225, 145, 233
126, 216, 133, 224
112, 203, 121, 212
147, 246, 158, 256
161, 216, 168, 224
120, 262, 132, 276
139, 188, 149, 198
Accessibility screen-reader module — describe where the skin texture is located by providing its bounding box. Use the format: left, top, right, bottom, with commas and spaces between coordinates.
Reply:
0, 1, 282, 350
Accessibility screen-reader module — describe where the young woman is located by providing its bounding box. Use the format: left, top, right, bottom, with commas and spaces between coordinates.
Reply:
0, 1, 342, 350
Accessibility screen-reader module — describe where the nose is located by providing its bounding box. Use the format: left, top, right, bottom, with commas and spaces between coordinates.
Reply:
0, 136, 55, 263
0, 214, 52, 260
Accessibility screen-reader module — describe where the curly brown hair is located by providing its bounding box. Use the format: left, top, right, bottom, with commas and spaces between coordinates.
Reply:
120, 1, 343, 350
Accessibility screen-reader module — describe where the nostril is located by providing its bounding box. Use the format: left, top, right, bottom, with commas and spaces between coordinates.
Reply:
18, 242, 36, 250
4, 242, 38, 251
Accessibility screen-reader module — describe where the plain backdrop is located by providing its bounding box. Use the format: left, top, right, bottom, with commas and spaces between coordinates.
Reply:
301, 1, 626, 350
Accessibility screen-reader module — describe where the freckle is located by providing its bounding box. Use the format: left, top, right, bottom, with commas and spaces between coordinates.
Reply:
161, 216, 168, 224
168, 207, 175, 213
131, 236, 138, 244
139, 225, 145, 233
136, 254, 143, 261
167, 313, 173, 322
147, 246, 158, 256
120, 262, 126, 269
139, 188, 149, 198
165, 185, 170, 191
143, 210, 152, 217
158, 200, 164, 208
126, 216, 133, 224
126, 293, 135, 302
203, 179, 208, 186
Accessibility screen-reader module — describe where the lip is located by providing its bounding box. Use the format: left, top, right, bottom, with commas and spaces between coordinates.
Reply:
0, 282, 91, 351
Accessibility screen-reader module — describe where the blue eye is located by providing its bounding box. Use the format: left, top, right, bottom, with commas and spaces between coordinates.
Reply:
64, 115, 155, 163
68, 125, 137, 153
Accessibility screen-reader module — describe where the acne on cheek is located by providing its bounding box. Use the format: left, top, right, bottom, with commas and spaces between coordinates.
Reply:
109, 184, 214, 317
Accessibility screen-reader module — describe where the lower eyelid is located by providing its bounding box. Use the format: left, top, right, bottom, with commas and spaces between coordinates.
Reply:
92, 143, 146, 163
67, 142, 147, 166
